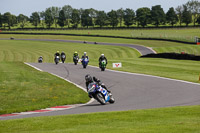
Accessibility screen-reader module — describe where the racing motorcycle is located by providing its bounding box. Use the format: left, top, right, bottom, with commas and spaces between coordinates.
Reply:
82, 58, 89, 68
54, 56, 60, 65
38, 57, 43, 63
61, 54, 66, 63
87, 82, 115, 105
73, 56, 79, 65
100, 60, 107, 71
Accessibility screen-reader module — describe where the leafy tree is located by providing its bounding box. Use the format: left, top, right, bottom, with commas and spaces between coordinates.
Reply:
11, 15, 17, 27
176, 5, 184, 26
95, 11, 108, 28
0, 13, 2, 27
197, 15, 200, 25
62, 5, 73, 28
45, 8, 54, 28
136, 7, 151, 27
50, 6, 60, 28
57, 10, 66, 28
17, 14, 28, 28
81, 9, 93, 28
117, 8, 124, 27
89, 8, 97, 27
3, 12, 13, 29
71, 9, 80, 28
182, 5, 192, 26
186, 0, 200, 26
40, 11, 45, 28
166, 7, 178, 26
30, 12, 40, 28
123, 8, 135, 27
150, 5, 166, 27
107, 10, 119, 28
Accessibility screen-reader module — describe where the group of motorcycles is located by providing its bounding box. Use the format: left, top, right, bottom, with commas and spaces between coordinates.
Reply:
53, 54, 107, 71
38, 52, 113, 105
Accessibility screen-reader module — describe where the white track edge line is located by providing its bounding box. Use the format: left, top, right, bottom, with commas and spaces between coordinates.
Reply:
87, 65, 200, 86
24, 62, 95, 107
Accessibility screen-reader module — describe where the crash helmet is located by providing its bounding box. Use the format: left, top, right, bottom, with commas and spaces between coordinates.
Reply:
61, 51, 64, 54
57, 51, 59, 53
84, 52, 87, 56
101, 54, 104, 57
40, 56, 43, 58
85, 74, 92, 83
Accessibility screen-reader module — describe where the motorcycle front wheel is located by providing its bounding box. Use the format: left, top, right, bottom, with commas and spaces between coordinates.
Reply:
96, 93, 106, 105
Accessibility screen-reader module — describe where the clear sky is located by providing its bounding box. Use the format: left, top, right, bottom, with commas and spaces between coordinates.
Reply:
1, 0, 190, 16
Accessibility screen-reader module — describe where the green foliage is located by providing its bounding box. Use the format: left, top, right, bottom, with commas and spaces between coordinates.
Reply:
57, 10, 66, 28
123, 8, 135, 27
166, 7, 178, 26
182, 5, 192, 26
17, 14, 29, 28
95, 11, 108, 27
62, 5, 73, 28
30, 12, 40, 28
136, 7, 151, 27
151, 5, 166, 27
45, 8, 54, 28
81, 9, 93, 28
107, 10, 119, 28
71, 9, 80, 28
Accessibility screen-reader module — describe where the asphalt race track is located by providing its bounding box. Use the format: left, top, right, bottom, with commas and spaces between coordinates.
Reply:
1, 63, 200, 120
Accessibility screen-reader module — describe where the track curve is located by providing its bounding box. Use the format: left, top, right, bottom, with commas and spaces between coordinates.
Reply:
0, 38, 155, 55
1, 63, 199, 120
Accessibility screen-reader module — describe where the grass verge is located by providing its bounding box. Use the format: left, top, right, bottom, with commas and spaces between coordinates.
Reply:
0, 62, 89, 114
0, 105, 200, 133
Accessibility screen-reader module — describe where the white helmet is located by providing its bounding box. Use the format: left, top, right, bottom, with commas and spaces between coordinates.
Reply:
101, 54, 104, 57
84, 52, 87, 56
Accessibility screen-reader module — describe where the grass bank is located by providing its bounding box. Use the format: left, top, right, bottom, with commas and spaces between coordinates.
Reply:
2, 28, 200, 42
0, 34, 200, 55
1, 105, 200, 133
0, 62, 89, 115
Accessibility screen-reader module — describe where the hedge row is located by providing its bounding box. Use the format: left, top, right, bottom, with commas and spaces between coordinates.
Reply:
141, 53, 200, 61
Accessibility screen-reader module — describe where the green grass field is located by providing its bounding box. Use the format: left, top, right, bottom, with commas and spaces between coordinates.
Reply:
1, 105, 200, 133
0, 61, 90, 114
2, 28, 200, 42
0, 32, 200, 132
1, 34, 200, 55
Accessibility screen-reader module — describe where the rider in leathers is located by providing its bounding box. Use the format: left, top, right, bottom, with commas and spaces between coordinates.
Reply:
99, 54, 107, 67
85, 74, 110, 98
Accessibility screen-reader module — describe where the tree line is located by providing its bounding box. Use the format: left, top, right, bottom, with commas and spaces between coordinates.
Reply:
0, 0, 200, 29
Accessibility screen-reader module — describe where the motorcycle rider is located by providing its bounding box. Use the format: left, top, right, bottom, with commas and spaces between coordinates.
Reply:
38, 56, 43, 63
73, 51, 79, 57
81, 52, 89, 62
54, 51, 60, 58
99, 54, 107, 67
85, 74, 110, 97
61, 51, 66, 58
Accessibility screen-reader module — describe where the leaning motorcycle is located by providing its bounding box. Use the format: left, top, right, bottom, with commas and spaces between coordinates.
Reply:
100, 60, 107, 71
61, 54, 66, 63
38, 57, 43, 63
87, 82, 115, 105
73, 56, 79, 65
82, 58, 89, 68
54, 56, 60, 65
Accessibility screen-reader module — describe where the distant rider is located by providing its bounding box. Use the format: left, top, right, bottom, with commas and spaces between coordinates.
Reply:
38, 56, 43, 63
99, 54, 107, 67
81, 52, 89, 62
73, 51, 79, 58
85, 74, 110, 97
54, 51, 60, 57
61, 51, 66, 58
